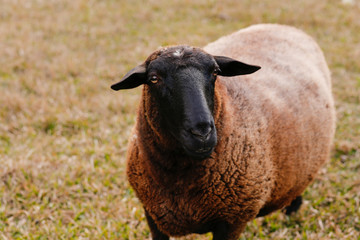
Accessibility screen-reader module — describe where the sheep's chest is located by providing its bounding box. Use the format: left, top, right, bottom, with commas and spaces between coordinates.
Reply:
144, 183, 238, 236
128, 158, 260, 236
126, 134, 271, 236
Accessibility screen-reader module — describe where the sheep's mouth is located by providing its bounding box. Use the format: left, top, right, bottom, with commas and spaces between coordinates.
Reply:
183, 145, 214, 159
181, 131, 217, 159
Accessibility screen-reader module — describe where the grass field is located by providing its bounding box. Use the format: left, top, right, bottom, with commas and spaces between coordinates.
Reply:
0, 0, 359, 239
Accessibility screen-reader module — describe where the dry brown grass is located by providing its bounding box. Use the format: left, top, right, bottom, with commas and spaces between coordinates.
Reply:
0, 0, 359, 239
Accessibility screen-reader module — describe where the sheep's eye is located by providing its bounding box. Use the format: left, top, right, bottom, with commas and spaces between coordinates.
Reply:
213, 68, 220, 77
150, 75, 158, 84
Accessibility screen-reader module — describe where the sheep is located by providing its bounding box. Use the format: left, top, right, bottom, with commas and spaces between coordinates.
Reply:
111, 24, 335, 240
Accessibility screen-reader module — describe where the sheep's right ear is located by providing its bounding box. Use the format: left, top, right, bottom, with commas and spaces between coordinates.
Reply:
111, 64, 146, 90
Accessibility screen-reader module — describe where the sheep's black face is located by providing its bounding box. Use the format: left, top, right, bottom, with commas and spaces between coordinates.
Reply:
111, 46, 260, 159
145, 47, 218, 159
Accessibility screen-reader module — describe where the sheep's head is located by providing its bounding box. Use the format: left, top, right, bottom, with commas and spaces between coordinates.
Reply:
111, 46, 260, 159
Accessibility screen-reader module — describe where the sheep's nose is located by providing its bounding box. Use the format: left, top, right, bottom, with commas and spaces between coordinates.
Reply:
190, 122, 213, 141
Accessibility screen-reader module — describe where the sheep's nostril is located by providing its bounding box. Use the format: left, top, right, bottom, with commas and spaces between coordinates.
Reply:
190, 124, 213, 140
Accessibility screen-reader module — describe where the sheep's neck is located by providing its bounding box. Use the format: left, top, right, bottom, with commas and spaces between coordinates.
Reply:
137, 82, 233, 170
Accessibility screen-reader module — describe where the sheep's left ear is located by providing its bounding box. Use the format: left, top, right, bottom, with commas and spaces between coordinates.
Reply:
214, 56, 261, 76
111, 64, 146, 90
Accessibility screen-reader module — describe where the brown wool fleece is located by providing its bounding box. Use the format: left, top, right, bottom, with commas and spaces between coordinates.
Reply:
125, 24, 335, 237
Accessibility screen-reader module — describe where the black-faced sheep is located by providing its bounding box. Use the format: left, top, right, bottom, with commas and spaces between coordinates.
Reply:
111, 24, 335, 240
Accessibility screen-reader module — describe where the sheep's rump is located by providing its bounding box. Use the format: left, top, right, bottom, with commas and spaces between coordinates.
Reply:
204, 24, 335, 212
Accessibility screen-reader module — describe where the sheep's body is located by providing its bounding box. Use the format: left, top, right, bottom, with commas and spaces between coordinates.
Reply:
125, 24, 335, 238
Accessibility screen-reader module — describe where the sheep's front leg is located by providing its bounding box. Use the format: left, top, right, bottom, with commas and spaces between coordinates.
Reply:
212, 221, 246, 240
144, 210, 169, 240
